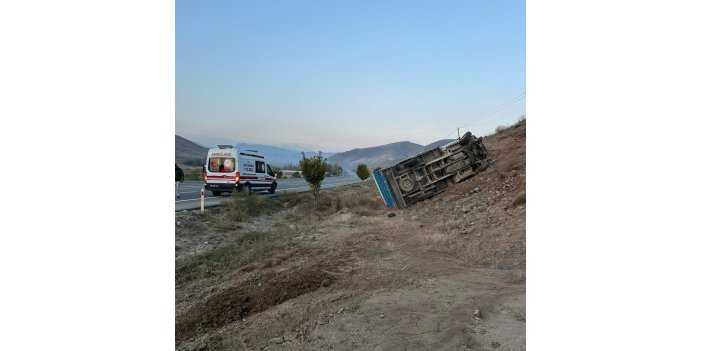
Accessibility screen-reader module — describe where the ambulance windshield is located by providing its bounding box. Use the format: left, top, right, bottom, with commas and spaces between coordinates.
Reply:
208, 157, 235, 173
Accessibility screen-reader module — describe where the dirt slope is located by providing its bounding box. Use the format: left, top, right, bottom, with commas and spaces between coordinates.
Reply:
175, 119, 526, 350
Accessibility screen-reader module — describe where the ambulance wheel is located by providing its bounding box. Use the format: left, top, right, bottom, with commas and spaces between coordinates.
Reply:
212, 191, 221, 196
242, 184, 252, 195
269, 182, 277, 194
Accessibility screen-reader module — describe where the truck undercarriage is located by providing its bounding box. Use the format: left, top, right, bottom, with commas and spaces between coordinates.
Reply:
373, 131, 489, 208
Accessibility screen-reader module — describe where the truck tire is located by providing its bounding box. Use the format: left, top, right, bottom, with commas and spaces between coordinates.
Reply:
269, 182, 277, 194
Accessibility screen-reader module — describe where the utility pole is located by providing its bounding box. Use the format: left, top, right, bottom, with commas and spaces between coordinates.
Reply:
457, 127, 460, 139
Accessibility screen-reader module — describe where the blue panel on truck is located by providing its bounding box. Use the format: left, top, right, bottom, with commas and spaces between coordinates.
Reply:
372, 170, 396, 208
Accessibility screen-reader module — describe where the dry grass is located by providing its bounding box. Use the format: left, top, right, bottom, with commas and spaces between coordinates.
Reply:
279, 191, 314, 207
213, 216, 240, 230
178, 183, 388, 284
402, 218, 522, 268
194, 194, 284, 231
281, 183, 385, 217
176, 225, 297, 285
220, 193, 283, 223
415, 231, 462, 253
319, 183, 385, 216
197, 209, 236, 230
367, 242, 394, 259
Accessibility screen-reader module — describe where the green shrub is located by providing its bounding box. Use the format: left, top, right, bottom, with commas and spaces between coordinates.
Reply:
299, 152, 327, 209
356, 163, 370, 181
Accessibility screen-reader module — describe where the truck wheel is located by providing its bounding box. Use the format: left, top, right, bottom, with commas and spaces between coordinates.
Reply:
269, 182, 277, 194
399, 175, 415, 193
212, 191, 221, 196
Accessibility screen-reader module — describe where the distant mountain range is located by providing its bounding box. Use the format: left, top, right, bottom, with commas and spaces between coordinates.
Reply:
327, 141, 423, 170
176, 135, 455, 171
422, 139, 456, 151
327, 139, 455, 171
233, 143, 335, 167
175, 136, 335, 167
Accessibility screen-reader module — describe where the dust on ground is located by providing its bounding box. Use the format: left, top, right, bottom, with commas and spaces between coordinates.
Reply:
175, 119, 526, 351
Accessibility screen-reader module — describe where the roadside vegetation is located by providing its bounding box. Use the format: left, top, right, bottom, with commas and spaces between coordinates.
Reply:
175, 119, 527, 351
355, 163, 370, 181
299, 151, 327, 209
176, 225, 297, 285
204, 192, 283, 227
176, 182, 385, 288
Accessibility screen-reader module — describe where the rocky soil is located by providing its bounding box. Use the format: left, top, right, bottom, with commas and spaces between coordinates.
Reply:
175, 119, 526, 351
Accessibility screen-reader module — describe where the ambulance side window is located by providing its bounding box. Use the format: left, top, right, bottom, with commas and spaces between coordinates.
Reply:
255, 161, 265, 173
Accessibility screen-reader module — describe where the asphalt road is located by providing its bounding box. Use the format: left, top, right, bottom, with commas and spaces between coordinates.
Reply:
175, 175, 361, 211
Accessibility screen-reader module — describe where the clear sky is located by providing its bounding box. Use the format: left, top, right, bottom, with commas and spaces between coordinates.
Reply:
176, 0, 525, 152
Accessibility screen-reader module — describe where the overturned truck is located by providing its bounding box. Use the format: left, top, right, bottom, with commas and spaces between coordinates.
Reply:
373, 131, 489, 208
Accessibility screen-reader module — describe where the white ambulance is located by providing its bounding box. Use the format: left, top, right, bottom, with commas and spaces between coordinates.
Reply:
203, 145, 278, 196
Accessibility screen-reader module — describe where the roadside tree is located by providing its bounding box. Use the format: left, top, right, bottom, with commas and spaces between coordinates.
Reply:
356, 163, 370, 181
300, 151, 327, 209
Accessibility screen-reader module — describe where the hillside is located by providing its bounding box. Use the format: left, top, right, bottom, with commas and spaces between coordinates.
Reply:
327, 138, 457, 170
235, 143, 335, 167
175, 135, 335, 167
178, 133, 457, 170
175, 119, 526, 350
327, 141, 424, 170
175, 135, 208, 166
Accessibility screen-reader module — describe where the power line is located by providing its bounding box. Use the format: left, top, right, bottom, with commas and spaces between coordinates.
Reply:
459, 92, 525, 129
430, 92, 526, 142
469, 113, 525, 127
439, 128, 460, 141
393, 92, 527, 142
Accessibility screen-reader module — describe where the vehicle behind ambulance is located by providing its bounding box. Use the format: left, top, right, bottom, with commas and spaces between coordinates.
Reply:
204, 145, 278, 196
